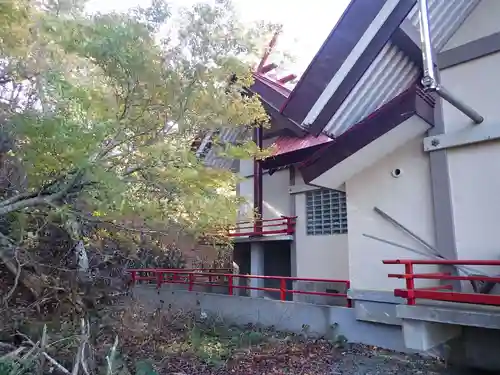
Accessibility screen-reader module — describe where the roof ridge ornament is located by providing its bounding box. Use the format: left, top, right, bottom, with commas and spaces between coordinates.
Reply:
417, 0, 484, 124
255, 31, 297, 87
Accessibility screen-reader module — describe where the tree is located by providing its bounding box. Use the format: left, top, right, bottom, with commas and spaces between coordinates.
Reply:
0, 0, 278, 301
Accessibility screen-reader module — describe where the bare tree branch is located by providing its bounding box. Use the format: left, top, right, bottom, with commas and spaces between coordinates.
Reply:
2, 248, 23, 305
0, 170, 85, 216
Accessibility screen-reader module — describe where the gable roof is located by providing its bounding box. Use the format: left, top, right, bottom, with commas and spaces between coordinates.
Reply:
261, 134, 332, 170
279, 0, 480, 138
250, 74, 305, 138
281, 0, 418, 135
198, 0, 481, 172
251, 73, 291, 110
298, 84, 435, 183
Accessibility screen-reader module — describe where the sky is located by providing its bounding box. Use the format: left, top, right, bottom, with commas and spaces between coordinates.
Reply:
85, 0, 351, 77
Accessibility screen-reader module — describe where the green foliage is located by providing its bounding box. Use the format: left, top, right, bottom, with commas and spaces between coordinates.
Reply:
134, 360, 158, 375
0, 0, 279, 242
0, 347, 38, 375
185, 317, 272, 366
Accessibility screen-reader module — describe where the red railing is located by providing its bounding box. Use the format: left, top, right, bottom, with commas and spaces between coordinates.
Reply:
127, 268, 351, 307
127, 268, 232, 282
384, 259, 500, 306
229, 216, 296, 237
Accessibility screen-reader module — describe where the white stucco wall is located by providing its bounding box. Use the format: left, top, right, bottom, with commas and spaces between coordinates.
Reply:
294, 188, 349, 280
238, 173, 253, 222
237, 138, 292, 222
443, 0, 500, 51
239, 159, 254, 177
238, 161, 350, 280
440, 3, 500, 274
345, 138, 438, 291
237, 168, 290, 222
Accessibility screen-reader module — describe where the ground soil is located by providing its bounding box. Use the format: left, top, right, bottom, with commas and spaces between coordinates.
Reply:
1, 297, 486, 375
328, 345, 479, 375
109, 302, 485, 375
133, 341, 479, 375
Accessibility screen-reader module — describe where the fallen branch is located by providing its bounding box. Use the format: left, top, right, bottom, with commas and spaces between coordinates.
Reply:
80, 320, 92, 375
2, 248, 23, 305
16, 331, 71, 375
106, 336, 119, 375
39, 325, 48, 375
0, 342, 16, 350
0, 234, 41, 299
0, 346, 26, 360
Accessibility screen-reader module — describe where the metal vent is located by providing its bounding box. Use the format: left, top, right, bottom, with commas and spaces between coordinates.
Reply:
306, 189, 347, 235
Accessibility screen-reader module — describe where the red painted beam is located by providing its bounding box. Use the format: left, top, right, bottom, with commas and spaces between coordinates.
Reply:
277, 74, 297, 84
384, 259, 500, 266
260, 63, 278, 74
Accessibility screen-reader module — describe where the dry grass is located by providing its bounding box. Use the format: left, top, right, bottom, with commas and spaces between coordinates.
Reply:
0, 296, 348, 375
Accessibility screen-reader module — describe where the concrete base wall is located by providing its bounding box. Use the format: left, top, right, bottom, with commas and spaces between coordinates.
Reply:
151, 282, 230, 295
294, 281, 349, 307
132, 285, 409, 352
133, 285, 500, 370
349, 289, 405, 326
348, 290, 500, 371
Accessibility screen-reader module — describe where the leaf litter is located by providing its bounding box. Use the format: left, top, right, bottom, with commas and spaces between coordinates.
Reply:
0, 298, 478, 375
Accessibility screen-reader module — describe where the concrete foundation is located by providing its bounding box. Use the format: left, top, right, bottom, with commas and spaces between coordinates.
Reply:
132, 285, 410, 352
402, 320, 462, 351
294, 281, 348, 307
132, 285, 500, 370
349, 289, 405, 326
397, 302, 500, 329
346, 289, 500, 370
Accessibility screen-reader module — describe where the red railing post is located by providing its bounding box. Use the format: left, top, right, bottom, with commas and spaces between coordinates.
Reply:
126, 268, 351, 307
405, 262, 416, 305
280, 278, 286, 301
156, 271, 163, 289
228, 275, 233, 295
346, 280, 352, 308
285, 216, 293, 234
254, 217, 262, 235
188, 273, 194, 291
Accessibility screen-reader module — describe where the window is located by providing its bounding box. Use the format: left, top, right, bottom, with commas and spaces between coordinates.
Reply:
306, 188, 347, 235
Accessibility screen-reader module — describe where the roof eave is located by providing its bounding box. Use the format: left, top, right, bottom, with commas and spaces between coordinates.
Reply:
260, 100, 306, 139
307, 0, 418, 136
299, 84, 436, 183
281, 0, 419, 136
248, 75, 305, 138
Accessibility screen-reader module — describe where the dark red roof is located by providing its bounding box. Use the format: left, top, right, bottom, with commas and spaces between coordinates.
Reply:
261, 133, 333, 170
270, 134, 332, 156
253, 73, 291, 98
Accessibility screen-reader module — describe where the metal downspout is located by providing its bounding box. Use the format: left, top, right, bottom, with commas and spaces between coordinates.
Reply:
417, 0, 484, 124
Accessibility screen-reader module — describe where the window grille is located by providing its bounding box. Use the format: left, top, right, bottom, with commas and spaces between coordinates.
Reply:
306, 188, 347, 235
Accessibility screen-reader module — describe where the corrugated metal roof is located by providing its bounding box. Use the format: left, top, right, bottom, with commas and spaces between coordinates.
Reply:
203, 126, 250, 169
407, 0, 480, 50
320, 0, 480, 137
270, 134, 333, 156
325, 43, 419, 137
200, 0, 482, 167
199, 74, 292, 170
